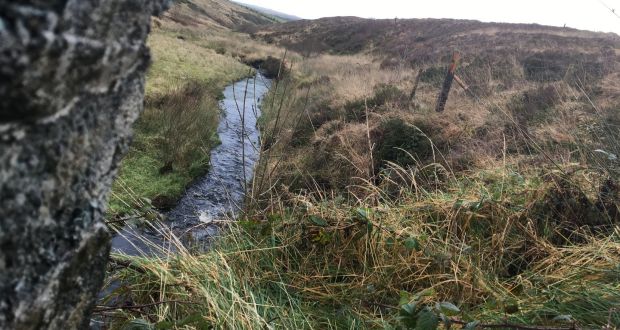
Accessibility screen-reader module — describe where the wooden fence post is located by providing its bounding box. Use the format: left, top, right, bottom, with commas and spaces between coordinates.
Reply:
435, 51, 460, 112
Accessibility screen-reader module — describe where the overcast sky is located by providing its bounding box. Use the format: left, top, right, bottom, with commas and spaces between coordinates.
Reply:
237, 0, 620, 34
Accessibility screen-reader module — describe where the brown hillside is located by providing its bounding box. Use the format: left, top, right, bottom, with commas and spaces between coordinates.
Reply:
253, 16, 619, 57
253, 17, 619, 87
160, 0, 279, 30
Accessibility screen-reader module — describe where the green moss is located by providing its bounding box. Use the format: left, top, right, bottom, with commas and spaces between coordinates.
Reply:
108, 152, 191, 215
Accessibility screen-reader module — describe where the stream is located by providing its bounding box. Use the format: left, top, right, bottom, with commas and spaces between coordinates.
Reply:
110, 72, 272, 256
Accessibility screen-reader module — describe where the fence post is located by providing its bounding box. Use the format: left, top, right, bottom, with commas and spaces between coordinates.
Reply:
435, 51, 460, 112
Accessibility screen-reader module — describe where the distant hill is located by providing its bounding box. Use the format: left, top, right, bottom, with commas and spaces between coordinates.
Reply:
161, 0, 281, 30
253, 16, 619, 72
233, 2, 301, 22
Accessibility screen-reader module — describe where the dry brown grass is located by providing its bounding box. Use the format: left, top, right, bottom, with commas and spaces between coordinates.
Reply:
253, 27, 620, 215
298, 54, 412, 104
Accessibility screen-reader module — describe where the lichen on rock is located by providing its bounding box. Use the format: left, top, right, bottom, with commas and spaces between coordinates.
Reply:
0, 0, 169, 328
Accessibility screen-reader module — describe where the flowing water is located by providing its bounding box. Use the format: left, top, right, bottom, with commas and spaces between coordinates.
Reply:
110, 73, 272, 256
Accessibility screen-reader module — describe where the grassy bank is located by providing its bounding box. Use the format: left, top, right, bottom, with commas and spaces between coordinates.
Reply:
102, 164, 619, 329
108, 28, 249, 216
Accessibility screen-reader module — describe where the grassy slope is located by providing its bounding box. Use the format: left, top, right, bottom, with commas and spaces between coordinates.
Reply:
108, 0, 283, 216
244, 20, 620, 327
103, 11, 620, 330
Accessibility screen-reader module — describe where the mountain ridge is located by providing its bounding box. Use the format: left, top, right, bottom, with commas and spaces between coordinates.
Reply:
252, 16, 619, 57
160, 0, 281, 30
233, 1, 302, 22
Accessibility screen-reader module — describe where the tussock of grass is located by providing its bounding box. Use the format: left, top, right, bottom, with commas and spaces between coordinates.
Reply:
101, 224, 364, 329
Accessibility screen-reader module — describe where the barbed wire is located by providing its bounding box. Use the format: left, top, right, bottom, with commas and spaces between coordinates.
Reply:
598, 0, 620, 20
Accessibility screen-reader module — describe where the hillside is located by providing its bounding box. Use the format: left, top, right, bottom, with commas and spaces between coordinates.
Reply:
254, 17, 619, 92
160, 0, 279, 30
234, 1, 302, 22
241, 16, 620, 327
254, 16, 619, 57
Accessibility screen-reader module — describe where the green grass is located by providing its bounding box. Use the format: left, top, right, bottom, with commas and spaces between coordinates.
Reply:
145, 32, 252, 96
108, 84, 220, 215
109, 153, 192, 215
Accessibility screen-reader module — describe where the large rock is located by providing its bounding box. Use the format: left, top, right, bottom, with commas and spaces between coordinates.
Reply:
0, 0, 168, 328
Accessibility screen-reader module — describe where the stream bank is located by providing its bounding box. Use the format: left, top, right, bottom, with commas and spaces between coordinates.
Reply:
110, 72, 272, 255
